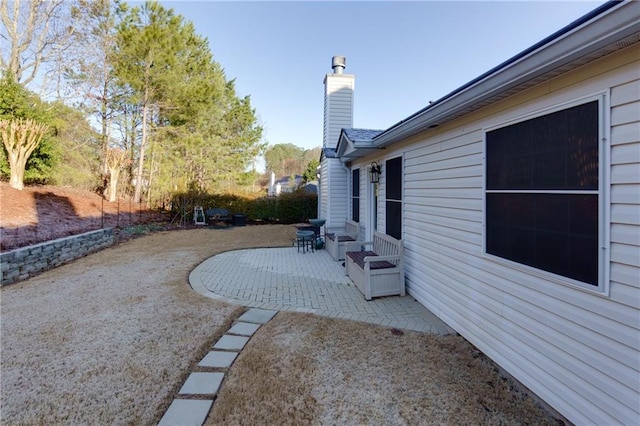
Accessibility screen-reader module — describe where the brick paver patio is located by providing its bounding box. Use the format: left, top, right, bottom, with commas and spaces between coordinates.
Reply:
190, 247, 454, 334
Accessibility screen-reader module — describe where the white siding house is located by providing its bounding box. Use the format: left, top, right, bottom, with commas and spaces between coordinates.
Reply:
267, 172, 304, 196
325, 2, 640, 424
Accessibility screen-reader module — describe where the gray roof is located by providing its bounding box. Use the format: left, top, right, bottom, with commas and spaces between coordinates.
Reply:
342, 128, 384, 142
322, 147, 338, 158
275, 175, 302, 185
334, 128, 386, 160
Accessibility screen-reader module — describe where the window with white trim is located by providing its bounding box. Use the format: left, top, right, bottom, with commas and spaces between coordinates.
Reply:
386, 156, 402, 240
352, 168, 360, 222
485, 98, 604, 288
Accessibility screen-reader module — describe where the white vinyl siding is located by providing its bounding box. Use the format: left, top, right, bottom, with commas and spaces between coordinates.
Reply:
319, 157, 330, 222
399, 48, 639, 425
323, 74, 354, 149
375, 171, 386, 236
359, 168, 367, 240
609, 73, 640, 308
320, 72, 354, 228
326, 158, 348, 229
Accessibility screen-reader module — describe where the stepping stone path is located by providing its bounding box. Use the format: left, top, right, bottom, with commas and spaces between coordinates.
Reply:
158, 308, 277, 426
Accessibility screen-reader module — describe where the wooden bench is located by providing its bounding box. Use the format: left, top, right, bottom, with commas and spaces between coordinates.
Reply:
345, 232, 405, 300
206, 208, 232, 225
325, 219, 359, 261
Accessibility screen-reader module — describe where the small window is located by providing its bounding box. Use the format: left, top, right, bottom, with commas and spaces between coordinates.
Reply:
352, 168, 360, 222
485, 99, 603, 288
386, 156, 402, 240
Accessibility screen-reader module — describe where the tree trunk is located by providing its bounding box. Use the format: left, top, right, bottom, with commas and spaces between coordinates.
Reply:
9, 156, 26, 190
134, 101, 148, 203
1, 119, 48, 191
108, 167, 120, 202
100, 78, 110, 197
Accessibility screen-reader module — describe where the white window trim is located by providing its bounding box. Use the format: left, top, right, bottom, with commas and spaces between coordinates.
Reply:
482, 92, 611, 296
384, 154, 404, 241
351, 167, 360, 223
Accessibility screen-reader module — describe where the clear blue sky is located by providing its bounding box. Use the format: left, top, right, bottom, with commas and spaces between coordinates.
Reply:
161, 1, 604, 151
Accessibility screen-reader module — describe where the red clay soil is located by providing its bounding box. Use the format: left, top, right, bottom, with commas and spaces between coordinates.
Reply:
0, 182, 165, 251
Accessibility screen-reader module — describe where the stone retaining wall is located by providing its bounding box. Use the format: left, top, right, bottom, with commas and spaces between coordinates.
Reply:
1, 228, 115, 286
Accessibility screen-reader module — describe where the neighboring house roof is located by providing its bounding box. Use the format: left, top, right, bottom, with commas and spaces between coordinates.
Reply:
274, 175, 303, 185
302, 181, 318, 194
333, 1, 639, 160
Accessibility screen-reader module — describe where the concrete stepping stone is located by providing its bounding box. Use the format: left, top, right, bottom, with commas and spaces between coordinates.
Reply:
179, 372, 224, 395
199, 350, 238, 368
158, 399, 213, 426
227, 321, 261, 336
159, 310, 280, 425
237, 308, 277, 324
213, 335, 249, 351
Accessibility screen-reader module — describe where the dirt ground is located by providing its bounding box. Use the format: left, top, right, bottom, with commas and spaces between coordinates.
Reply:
0, 182, 165, 250
0, 184, 563, 425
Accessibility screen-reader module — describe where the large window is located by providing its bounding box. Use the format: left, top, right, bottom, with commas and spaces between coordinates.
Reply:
352, 168, 360, 222
386, 156, 403, 240
485, 99, 602, 287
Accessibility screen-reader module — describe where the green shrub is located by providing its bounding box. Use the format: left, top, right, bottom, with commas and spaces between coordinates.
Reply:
170, 189, 318, 224
248, 196, 277, 222
273, 191, 317, 223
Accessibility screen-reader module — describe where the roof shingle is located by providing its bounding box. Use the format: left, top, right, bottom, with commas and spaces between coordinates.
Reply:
342, 128, 384, 142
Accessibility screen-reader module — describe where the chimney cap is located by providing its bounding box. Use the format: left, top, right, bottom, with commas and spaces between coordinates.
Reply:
331, 56, 346, 74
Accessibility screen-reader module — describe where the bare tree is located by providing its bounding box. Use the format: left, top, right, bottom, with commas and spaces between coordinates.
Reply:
0, 0, 75, 89
0, 118, 49, 190
64, 0, 120, 193
105, 147, 129, 202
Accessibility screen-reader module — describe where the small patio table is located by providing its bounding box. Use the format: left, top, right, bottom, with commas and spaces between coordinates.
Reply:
296, 230, 315, 253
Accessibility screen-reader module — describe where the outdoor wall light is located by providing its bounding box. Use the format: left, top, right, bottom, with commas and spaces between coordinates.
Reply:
369, 161, 381, 184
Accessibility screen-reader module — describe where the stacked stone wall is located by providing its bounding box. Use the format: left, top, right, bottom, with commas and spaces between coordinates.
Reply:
1, 228, 114, 285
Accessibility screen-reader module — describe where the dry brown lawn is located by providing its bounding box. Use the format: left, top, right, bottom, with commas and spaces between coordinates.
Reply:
1, 225, 561, 425
1, 225, 294, 424
210, 312, 560, 425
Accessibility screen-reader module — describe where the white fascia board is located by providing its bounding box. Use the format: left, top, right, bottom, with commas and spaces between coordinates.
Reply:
373, 0, 640, 148
335, 130, 349, 157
